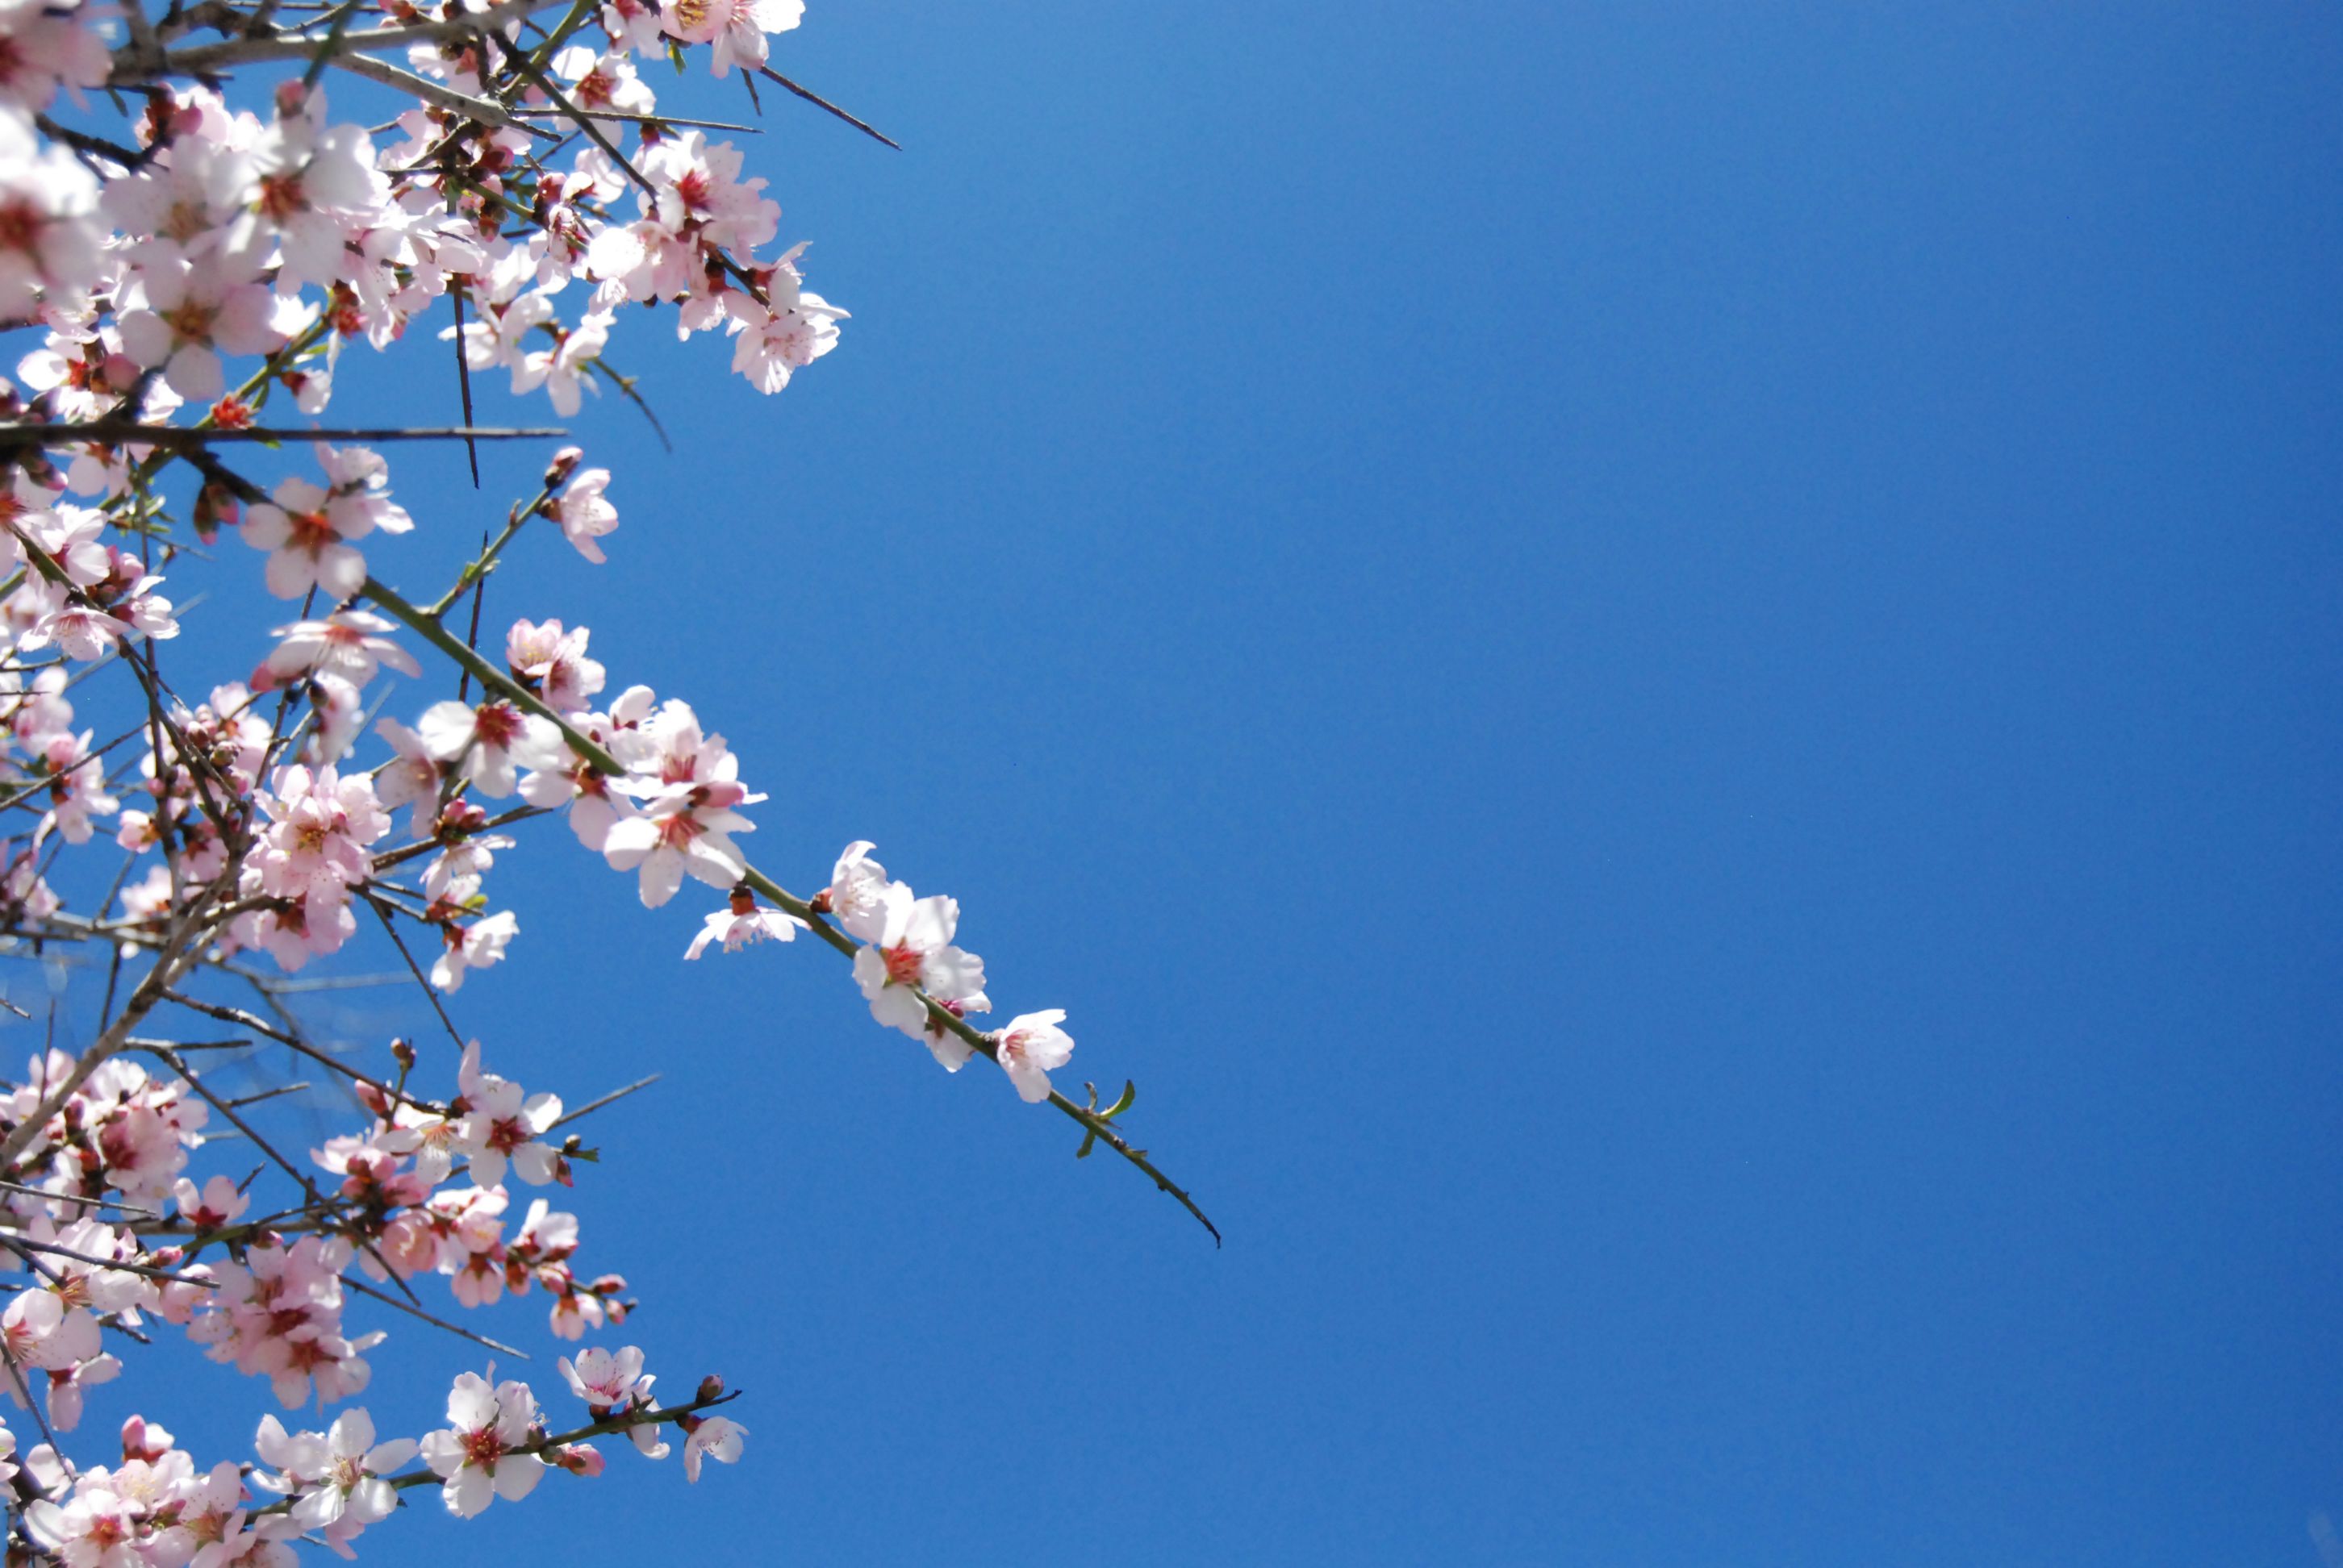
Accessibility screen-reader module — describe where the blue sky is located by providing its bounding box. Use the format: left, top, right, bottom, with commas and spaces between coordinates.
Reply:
16, 3, 2343, 1563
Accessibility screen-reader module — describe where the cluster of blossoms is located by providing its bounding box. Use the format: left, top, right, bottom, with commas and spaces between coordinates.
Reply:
2, 0, 842, 440
824, 840, 1076, 1103
0, 1027, 741, 1563
0, 1342, 745, 1567
0, 0, 1200, 1558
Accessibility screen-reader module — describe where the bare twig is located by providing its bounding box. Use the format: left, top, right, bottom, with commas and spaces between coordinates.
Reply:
0, 424, 566, 448
756, 65, 901, 150
340, 1272, 528, 1358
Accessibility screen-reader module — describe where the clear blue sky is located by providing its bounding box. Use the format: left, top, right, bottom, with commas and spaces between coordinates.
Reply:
31, 3, 2343, 1563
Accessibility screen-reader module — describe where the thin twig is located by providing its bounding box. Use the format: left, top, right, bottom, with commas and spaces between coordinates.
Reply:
340, 1272, 528, 1358
0, 1178, 158, 1219
0, 424, 566, 448
756, 65, 901, 149
547, 1074, 658, 1131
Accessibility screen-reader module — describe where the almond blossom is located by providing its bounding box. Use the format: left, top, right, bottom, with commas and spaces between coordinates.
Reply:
239, 447, 416, 600
601, 703, 762, 905
850, 882, 990, 1052
550, 461, 620, 563
254, 1407, 419, 1557
453, 1042, 563, 1189
682, 1414, 747, 1481
685, 885, 806, 957
115, 254, 295, 402
417, 697, 566, 798
0, 104, 101, 317
506, 617, 605, 714
420, 1372, 545, 1517
660, 0, 802, 77
995, 1009, 1076, 1104
252, 611, 420, 690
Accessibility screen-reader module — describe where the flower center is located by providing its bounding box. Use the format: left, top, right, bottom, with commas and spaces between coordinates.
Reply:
288, 510, 338, 556
163, 297, 219, 344
0, 199, 38, 254
473, 702, 523, 749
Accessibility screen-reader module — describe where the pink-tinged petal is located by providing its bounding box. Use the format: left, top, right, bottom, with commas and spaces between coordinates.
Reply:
262, 546, 315, 599
241, 503, 293, 550
491, 1453, 545, 1502
416, 701, 479, 760
296, 1483, 349, 1528
446, 1372, 497, 1428
420, 1429, 465, 1478
441, 1466, 492, 1517
637, 852, 683, 908
1004, 1059, 1053, 1103
115, 310, 171, 367
313, 541, 366, 602
599, 815, 657, 868
165, 343, 225, 402
925, 1030, 975, 1073
684, 911, 727, 959
365, 1437, 419, 1470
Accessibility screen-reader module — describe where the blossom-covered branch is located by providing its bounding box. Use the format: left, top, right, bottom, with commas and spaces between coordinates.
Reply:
0, 0, 1214, 1558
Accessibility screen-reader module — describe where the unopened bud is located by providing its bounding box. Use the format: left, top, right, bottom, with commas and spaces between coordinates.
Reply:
695, 1374, 725, 1403
544, 445, 583, 489
120, 1415, 172, 1463
192, 480, 238, 544
390, 1038, 417, 1071
550, 1442, 604, 1477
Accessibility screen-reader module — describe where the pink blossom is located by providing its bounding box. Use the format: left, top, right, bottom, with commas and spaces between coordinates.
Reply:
116, 256, 292, 402
0, 106, 101, 316
416, 698, 566, 798
994, 1009, 1076, 1104
2, 1290, 102, 1383
729, 244, 846, 393
557, 1344, 652, 1411
505, 618, 605, 714
430, 908, 518, 992
240, 446, 416, 602
253, 611, 419, 690
44, 1350, 118, 1431
551, 464, 618, 563
684, 886, 804, 957
173, 1174, 249, 1230
659, 0, 800, 77
419, 1372, 545, 1517
23, 1480, 144, 1568
850, 883, 989, 1057
370, 715, 445, 838
823, 839, 892, 941
600, 701, 762, 906
255, 1407, 418, 1553
453, 1041, 562, 1187
249, 762, 388, 897
512, 309, 608, 416
681, 1414, 746, 1481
